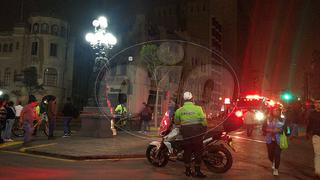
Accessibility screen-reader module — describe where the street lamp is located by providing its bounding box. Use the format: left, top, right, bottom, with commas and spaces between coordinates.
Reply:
0, 90, 3, 96
85, 16, 117, 107
85, 16, 117, 71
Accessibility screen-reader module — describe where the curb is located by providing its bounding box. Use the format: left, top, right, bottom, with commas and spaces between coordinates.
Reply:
24, 149, 146, 160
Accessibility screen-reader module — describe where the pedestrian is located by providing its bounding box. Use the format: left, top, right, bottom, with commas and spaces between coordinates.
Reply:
244, 107, 255, 137
174, 91, 207, 177
62, 97, 74, 138
307, 100, 320, 179
3, 101, 16, 142
0, 99, 7, 144
286, 106, 299, 139
263, 106, 286, 176
140, 102, 152, 133
47, 96, 57, 140
20, 95, 39, 145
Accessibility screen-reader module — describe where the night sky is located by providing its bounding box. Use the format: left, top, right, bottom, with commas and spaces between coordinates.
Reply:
1, 0, 320, 97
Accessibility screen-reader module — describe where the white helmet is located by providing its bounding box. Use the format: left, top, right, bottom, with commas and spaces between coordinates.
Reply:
183, 92, 193, 100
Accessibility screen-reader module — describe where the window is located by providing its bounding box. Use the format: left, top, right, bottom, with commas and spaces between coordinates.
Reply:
9, 43, 13, 52
51, 25, 59, 35
50, 43, 58, 57
61, 26, 66, 37
44, 68, 58, 86
4, 68, 11, 86
31, 42, 38, 55
41, 23, 49, 33
16, 42, 19, 50
33, 23, 39, 33
3, 44, 8, 52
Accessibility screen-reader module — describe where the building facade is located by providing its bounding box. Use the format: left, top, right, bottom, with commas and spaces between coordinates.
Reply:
0, 15, 74, 107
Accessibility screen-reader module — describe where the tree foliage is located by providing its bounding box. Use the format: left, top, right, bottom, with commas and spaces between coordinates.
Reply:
139, 44, 163, 81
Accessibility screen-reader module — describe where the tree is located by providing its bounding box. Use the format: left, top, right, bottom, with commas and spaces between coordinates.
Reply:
22, 67, 44, 95
139, 44, 164, 128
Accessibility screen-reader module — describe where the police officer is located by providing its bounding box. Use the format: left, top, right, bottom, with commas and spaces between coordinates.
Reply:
174, 92, 207, 178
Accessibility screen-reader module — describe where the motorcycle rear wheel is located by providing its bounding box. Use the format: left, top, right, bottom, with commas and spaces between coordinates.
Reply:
203, 145, 233, 173
146, 145, 169, 167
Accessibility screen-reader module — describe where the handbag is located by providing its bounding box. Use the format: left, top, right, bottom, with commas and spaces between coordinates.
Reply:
279, 131, 288, 150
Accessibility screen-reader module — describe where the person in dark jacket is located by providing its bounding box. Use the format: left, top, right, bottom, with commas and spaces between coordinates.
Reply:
0, 99, 7, 144
3, 101, 16, 141
62, 97, 74, 137
140, 102, 152, 133
47, 96, 57, 140
307, 100, 320, 179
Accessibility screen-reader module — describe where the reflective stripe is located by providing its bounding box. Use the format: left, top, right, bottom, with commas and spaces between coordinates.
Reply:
174, 102, 207, 126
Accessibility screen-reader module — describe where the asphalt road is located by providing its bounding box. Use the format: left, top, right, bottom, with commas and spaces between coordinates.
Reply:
0, 129, 316, 180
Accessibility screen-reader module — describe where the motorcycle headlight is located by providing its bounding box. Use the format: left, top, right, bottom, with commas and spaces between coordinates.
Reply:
255, 111, 265, 121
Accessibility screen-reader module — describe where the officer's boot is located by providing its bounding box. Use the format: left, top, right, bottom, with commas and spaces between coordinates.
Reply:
185, 166, 192, 177
194, 166, 206, 178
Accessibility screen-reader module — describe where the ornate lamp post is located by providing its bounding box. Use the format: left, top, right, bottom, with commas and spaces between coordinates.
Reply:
85, 16, 117, 106
85, 16, 117, 72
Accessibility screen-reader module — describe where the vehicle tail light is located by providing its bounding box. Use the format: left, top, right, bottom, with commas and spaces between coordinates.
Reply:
235, 110, 243, 118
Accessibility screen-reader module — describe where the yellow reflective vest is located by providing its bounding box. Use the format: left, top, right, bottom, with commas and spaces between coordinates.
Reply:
174, 102, 207, 126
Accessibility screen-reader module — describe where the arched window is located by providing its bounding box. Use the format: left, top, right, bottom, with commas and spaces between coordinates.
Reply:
33, 23, 39, 33
51, 25, 59, 36
41, 23, 49, 33
4, 68, 11, 86
60, 26, 66, 37
44, 68, 58, 86
9, 43, 13, 52
3, 44, 8, 52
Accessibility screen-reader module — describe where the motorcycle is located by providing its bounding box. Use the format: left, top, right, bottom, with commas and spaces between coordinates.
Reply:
146, 111, 235, 174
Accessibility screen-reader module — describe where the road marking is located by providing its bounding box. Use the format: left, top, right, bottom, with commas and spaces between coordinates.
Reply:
0, 150, 76, 162
231, 135, 266, 143
0, 141, 23, 149
83, 157, 146, 162
19, 143, 57, 152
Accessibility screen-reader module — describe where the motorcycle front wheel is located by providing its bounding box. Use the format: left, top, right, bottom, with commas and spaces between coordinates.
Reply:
203, 145, 233, 173
146, 145, 169, 167
12, 122, 25, 137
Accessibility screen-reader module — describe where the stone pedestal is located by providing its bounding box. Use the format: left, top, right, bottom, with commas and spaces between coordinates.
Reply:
79, 107, 113, 138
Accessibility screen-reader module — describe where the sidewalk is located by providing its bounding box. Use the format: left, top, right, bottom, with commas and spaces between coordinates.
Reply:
1, 130, 160, 160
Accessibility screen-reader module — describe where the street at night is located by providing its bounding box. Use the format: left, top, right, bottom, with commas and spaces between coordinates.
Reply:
1, 0, 320, 179
0, 129, 315, 179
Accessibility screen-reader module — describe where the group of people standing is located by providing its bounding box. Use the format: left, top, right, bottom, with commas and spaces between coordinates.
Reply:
0, 100, 21, 143
0, 95, 75, 146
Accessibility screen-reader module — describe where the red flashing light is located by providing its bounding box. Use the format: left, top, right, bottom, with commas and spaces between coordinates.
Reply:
246, 95, 262, 99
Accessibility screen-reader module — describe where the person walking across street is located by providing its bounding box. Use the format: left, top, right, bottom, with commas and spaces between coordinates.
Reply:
20, 95, 39, 145
47, 96, 57, 140
174, 91, 207, 178
0, 99, 7, 144
244, 107, 256, 137
140, 102, 152, 133
3, 101, 16, 142
62, 97, 74, 138
307, 100, 320, 179
263, 106, 286, 176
